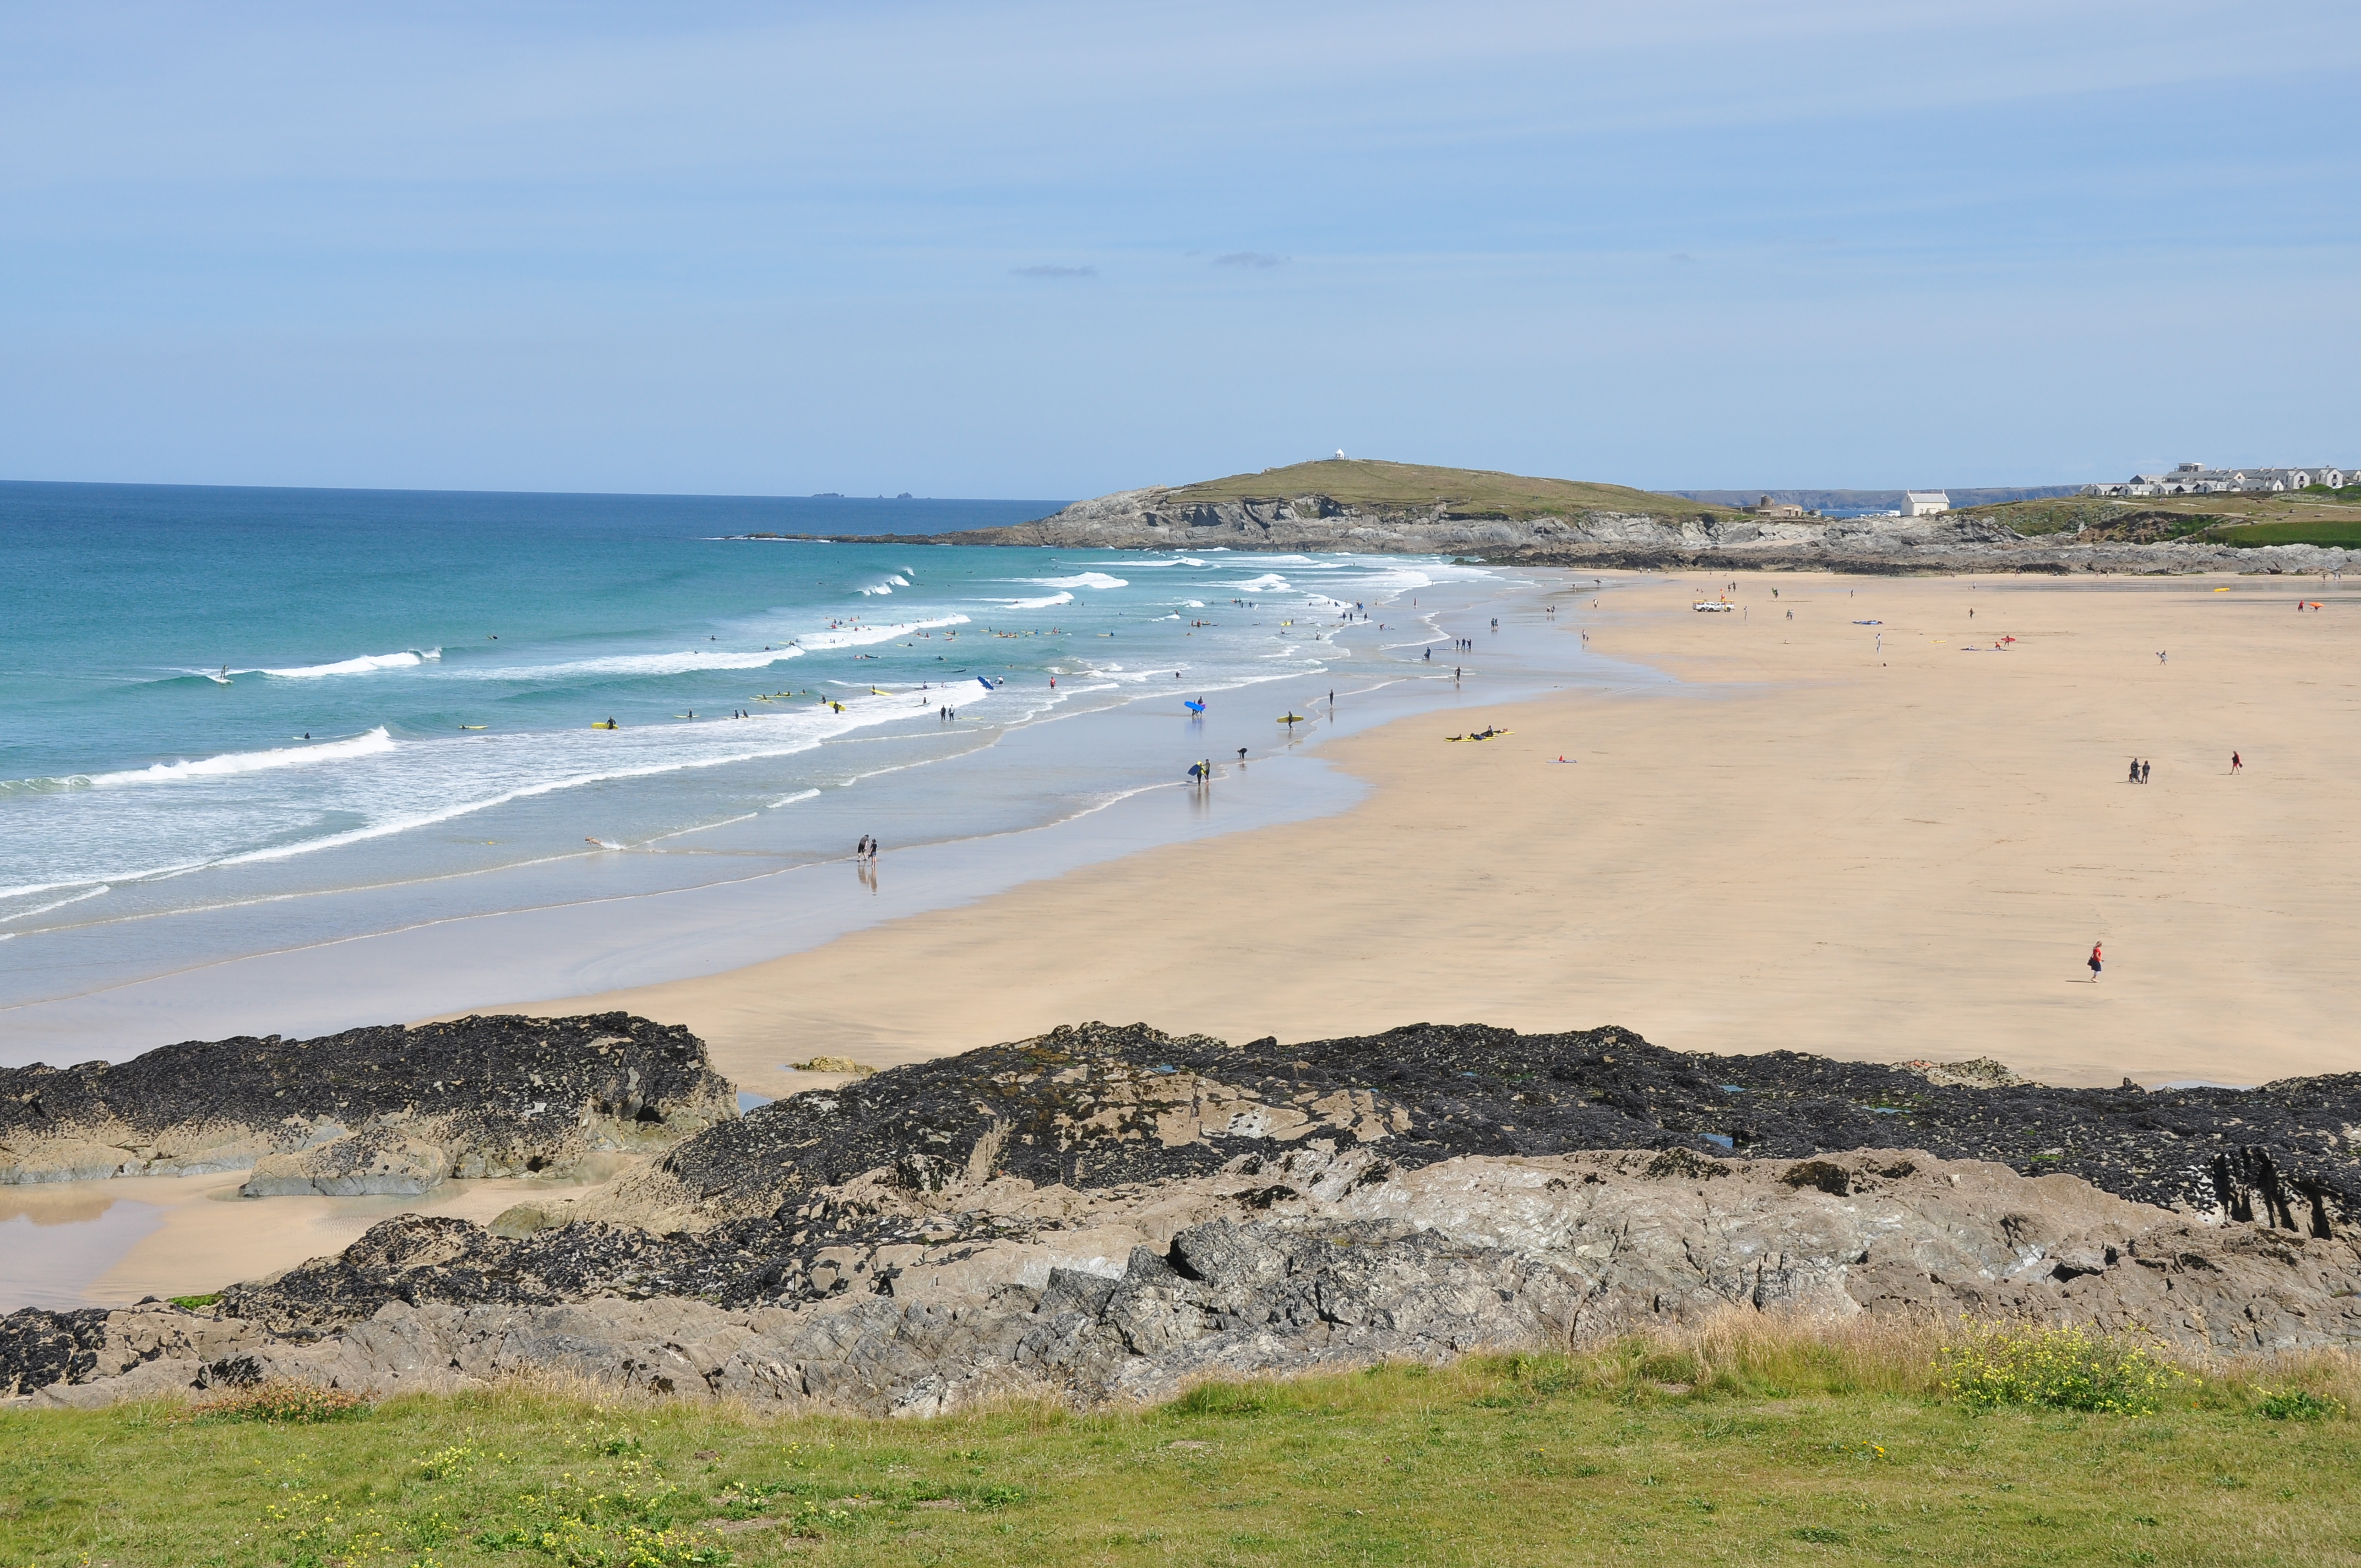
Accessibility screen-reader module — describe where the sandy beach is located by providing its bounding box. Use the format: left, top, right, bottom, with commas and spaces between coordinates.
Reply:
28, 568, 2356, 1307
530, 570, 2359, 1093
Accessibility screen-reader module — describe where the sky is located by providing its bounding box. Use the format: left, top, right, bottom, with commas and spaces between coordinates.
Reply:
2, 1, 2355, 498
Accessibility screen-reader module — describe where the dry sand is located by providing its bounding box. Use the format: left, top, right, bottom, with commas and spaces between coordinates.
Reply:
532, 570, 2359, 1092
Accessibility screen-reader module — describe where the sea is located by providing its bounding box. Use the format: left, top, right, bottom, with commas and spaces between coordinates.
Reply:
1, 481, 1611, 1064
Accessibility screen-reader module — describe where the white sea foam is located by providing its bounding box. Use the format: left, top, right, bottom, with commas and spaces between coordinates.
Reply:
89, 727, 398, 787
1231, 574, 1292, 592
993, 593, 1074, 609
889, 575, 911, 586
1029, 572, 1128, 590
470, 646, 807, 680
201, 693, 976, 872
794, 614, 970, 650
231, 649, 441, 679
0, 886, 110, 924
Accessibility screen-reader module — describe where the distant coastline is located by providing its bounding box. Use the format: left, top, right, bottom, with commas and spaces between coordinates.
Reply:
763, 458, 2361, 575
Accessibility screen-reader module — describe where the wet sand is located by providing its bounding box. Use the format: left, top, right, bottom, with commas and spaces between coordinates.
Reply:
3, 1172, 567, 1310
530, 570, 2359, 1092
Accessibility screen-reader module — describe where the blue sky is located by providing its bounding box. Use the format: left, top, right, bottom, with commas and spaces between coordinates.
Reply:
3, 1, 2354, 497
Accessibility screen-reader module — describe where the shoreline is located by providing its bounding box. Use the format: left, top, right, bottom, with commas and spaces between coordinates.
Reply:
519, 568, 2360, 1096
0, 566, 1612, 1065
17, 565, 2359, 1311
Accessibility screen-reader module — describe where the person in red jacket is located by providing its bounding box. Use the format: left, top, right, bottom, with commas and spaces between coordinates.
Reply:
2088, 942, 2104, 982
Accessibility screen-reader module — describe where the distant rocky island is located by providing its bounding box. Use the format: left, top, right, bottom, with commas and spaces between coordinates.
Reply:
742, 459, 2361, 573
8, 1015, 2358, 1413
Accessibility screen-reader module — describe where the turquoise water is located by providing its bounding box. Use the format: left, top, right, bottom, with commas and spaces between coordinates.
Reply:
1, 481, 1525, 1034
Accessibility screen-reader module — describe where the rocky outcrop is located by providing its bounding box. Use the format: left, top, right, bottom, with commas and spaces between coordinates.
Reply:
568, 1021, 2361, 1238
14, 1144, 2361, 1411
9, 1020, 2358, 1413
898, 488, 2361, 575
0, 1012, 733, 1191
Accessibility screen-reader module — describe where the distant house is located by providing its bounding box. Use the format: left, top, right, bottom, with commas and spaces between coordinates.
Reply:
1740, 495, 1813, 518
2083, 462, 2352, 498
1904, 491, 1950, 516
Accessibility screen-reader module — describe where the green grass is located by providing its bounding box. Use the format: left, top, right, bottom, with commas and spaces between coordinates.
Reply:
1962, 489, 2361, 546
2212, 518, 2361, 549
4, 1324, 2357, 1567
1167, 459, 1732, 521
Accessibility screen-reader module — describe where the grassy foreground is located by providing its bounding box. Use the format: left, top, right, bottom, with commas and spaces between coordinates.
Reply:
1166, 460, 1731, 521
3, 1323, 2357, 1568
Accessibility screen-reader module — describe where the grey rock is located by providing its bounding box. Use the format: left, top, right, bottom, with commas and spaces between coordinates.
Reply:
241, 1126, 451, 1197
15, 1146, 2360, 1413
916, 487, 2361, 576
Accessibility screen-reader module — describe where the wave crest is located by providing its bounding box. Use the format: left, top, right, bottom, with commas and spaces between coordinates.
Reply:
232, 649, 442, 679
87, 727, 398, 787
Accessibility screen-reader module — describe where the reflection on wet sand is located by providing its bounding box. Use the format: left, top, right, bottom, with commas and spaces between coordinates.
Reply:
3, 1169, 603, 1312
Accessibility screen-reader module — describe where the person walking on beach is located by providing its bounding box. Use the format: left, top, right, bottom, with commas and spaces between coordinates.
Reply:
2088, 941, 2103, 982
2141, 759, 2151, 783
2127, 759, 2140, 785
2231, 750, 2243, 774
856, 835, 870, 861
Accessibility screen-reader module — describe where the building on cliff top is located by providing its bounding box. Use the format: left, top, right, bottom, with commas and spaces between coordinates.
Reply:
1905, 491, 1951, 516
2084, 462, 2352, 498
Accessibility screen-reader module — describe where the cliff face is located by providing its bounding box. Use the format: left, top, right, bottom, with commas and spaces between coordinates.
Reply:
928, 487, 2361, 574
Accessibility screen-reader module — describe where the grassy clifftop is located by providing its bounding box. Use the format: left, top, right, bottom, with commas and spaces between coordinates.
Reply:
4, 1326, 2354, 1566
1960, 486, 2361, 546
1167, 459, 1732, 520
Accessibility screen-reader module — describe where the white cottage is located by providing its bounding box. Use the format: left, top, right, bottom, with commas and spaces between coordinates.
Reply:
1903, 491, 1950, 516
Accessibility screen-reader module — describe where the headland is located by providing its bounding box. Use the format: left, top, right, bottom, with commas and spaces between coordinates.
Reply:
775, 459, 2361, 575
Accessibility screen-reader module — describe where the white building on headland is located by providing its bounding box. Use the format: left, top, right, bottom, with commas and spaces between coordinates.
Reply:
2085, 461, 2352, 498
1904, 491, 1950, 516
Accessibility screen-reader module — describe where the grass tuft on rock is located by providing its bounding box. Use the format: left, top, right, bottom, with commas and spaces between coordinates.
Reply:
191, 1377, 370, 1424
